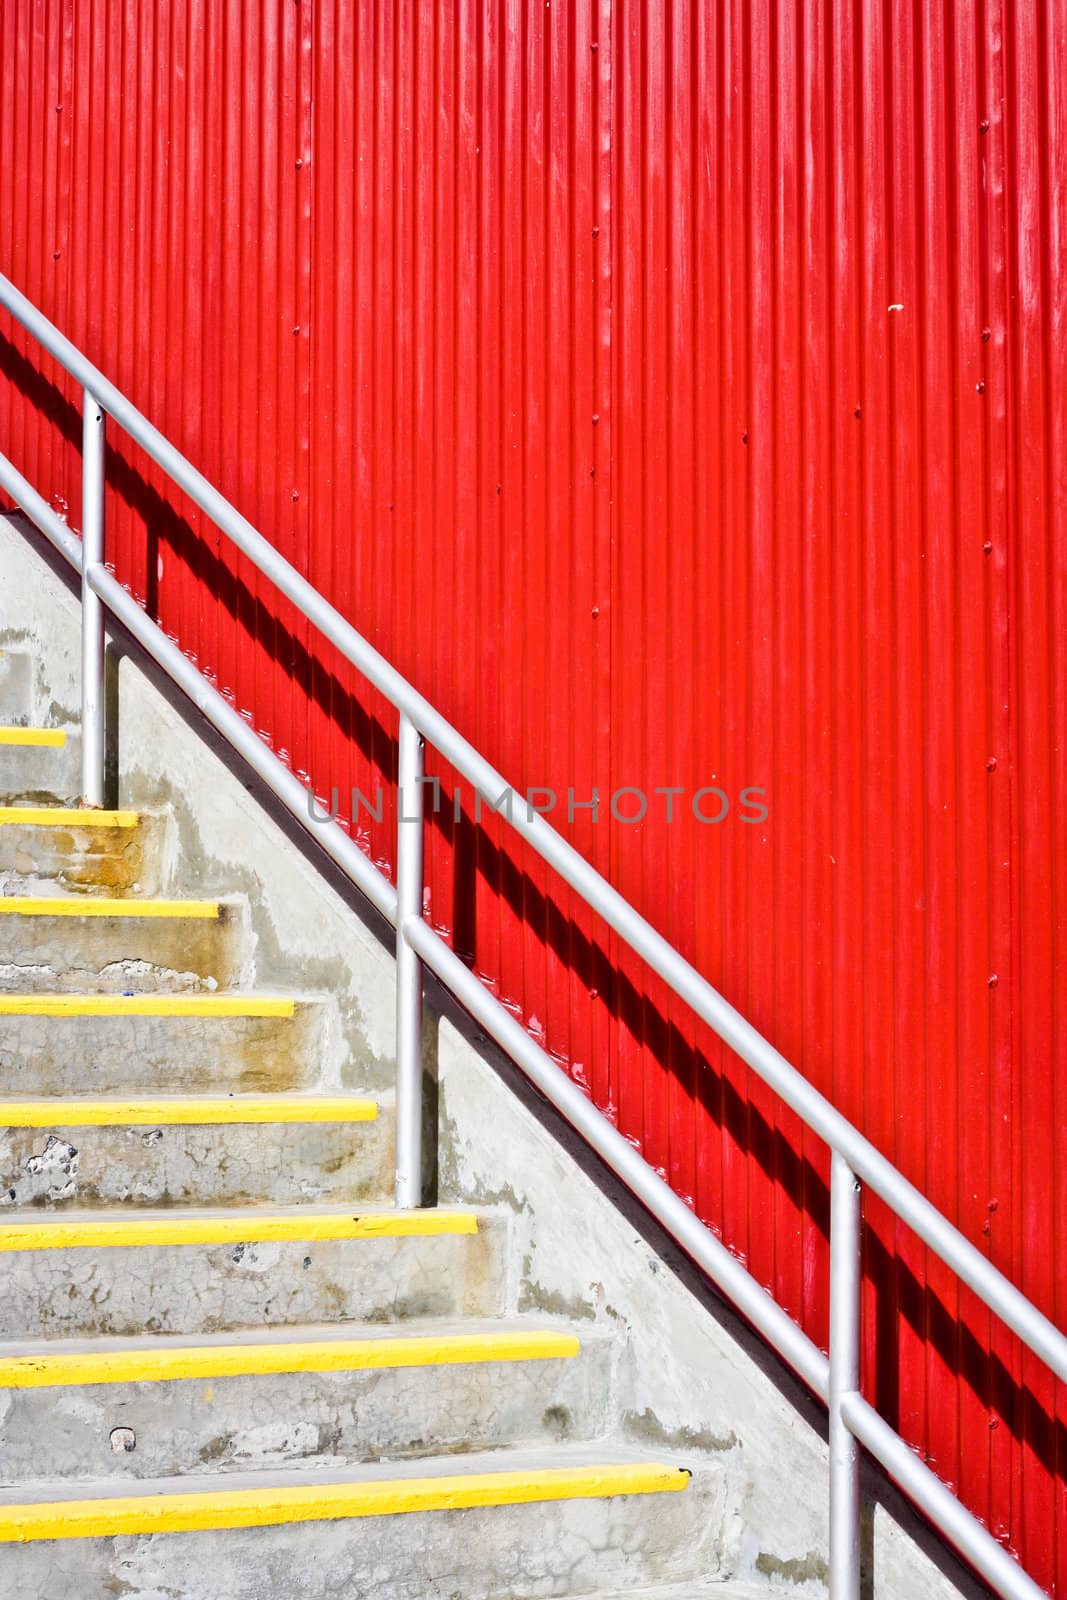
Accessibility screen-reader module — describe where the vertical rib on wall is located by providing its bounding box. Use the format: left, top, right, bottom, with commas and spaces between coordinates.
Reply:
1, 1, 1063, 1587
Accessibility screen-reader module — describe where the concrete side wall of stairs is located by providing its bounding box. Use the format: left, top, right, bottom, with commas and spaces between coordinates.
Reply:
0, 513, 981, 1600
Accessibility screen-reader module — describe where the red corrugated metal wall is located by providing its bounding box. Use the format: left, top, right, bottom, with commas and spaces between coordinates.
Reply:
1, 0, 1064, 1586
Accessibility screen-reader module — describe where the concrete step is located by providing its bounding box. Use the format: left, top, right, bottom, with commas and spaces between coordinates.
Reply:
0, 993, 326, 1094
0, 650, 34, 722
0, 895, 246, 993
0, 1444, 722, 1599
0, 1316, 613, 1480
0, 806, 171, 896
0, 1094, 390, 1207
0, 725, 82, 803
0, 1204, 507, 1338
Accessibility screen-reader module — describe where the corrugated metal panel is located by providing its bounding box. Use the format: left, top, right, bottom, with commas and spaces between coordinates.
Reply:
1, 1, 1064, 1586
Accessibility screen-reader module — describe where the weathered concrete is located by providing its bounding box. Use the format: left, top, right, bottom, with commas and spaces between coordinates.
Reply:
0, 632, 77, 730
0, 1445, 726, 1600
0, 899, 246, 993
0, 809, 173, 897
0, 1317, 614, 1481
0, 1207, 508, 1339
0, 1001, 328, 1095
0, 648, 33, 722
0, 1110, 392, 1208
0, 896, 246, 992
0, 726, 81, 803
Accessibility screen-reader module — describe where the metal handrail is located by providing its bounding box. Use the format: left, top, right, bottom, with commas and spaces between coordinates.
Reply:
0, 268, 1060, 1600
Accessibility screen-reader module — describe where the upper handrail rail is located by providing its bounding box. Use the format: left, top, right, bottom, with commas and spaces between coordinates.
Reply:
0, 267, 1061, 1600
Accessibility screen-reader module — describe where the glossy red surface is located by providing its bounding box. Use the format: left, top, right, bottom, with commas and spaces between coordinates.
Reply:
1, 2, 1064, 1586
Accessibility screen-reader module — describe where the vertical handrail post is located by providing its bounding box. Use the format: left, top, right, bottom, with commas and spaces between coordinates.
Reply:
829, 1151, 862, 1599
81, 387, 106, 807
395, 712, 425, 1207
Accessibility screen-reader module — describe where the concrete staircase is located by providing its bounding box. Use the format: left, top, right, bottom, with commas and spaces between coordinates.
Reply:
0, 651, 735, 1598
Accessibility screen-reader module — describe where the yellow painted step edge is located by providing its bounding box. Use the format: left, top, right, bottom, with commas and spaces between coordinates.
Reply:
0, 1462, 688, 1542
0, 897, 220, 919
0, 1330, 581, 1389
0, 1209, 477, 1252
0, 807, 138, 827
0, 727, 66, 748
0, 1096, 378, 1127
0, 994, 295, 1018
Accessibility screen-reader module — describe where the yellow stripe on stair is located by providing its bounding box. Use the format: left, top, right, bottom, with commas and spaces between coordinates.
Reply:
0, 1096, 378, 1127
0, 994, 295, 1018
0, 897, 220, 919
0, 1462, 687, 1541
0, 806, 138, 827
0, 1209, 477, 1252
0, 727, 66, 748
0, 1329, 579, 1389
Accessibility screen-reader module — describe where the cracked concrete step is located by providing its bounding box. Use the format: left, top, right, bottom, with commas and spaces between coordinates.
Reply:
0, 1203, 508, 1338
0, 1444, 721, 1599
0, 725, 82, 803
0, 1316, 613, 1480
0, 1093, 391, 1207
0, 895, 246, 993
0, 806, 171, 896
0, 993, 327, 1094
